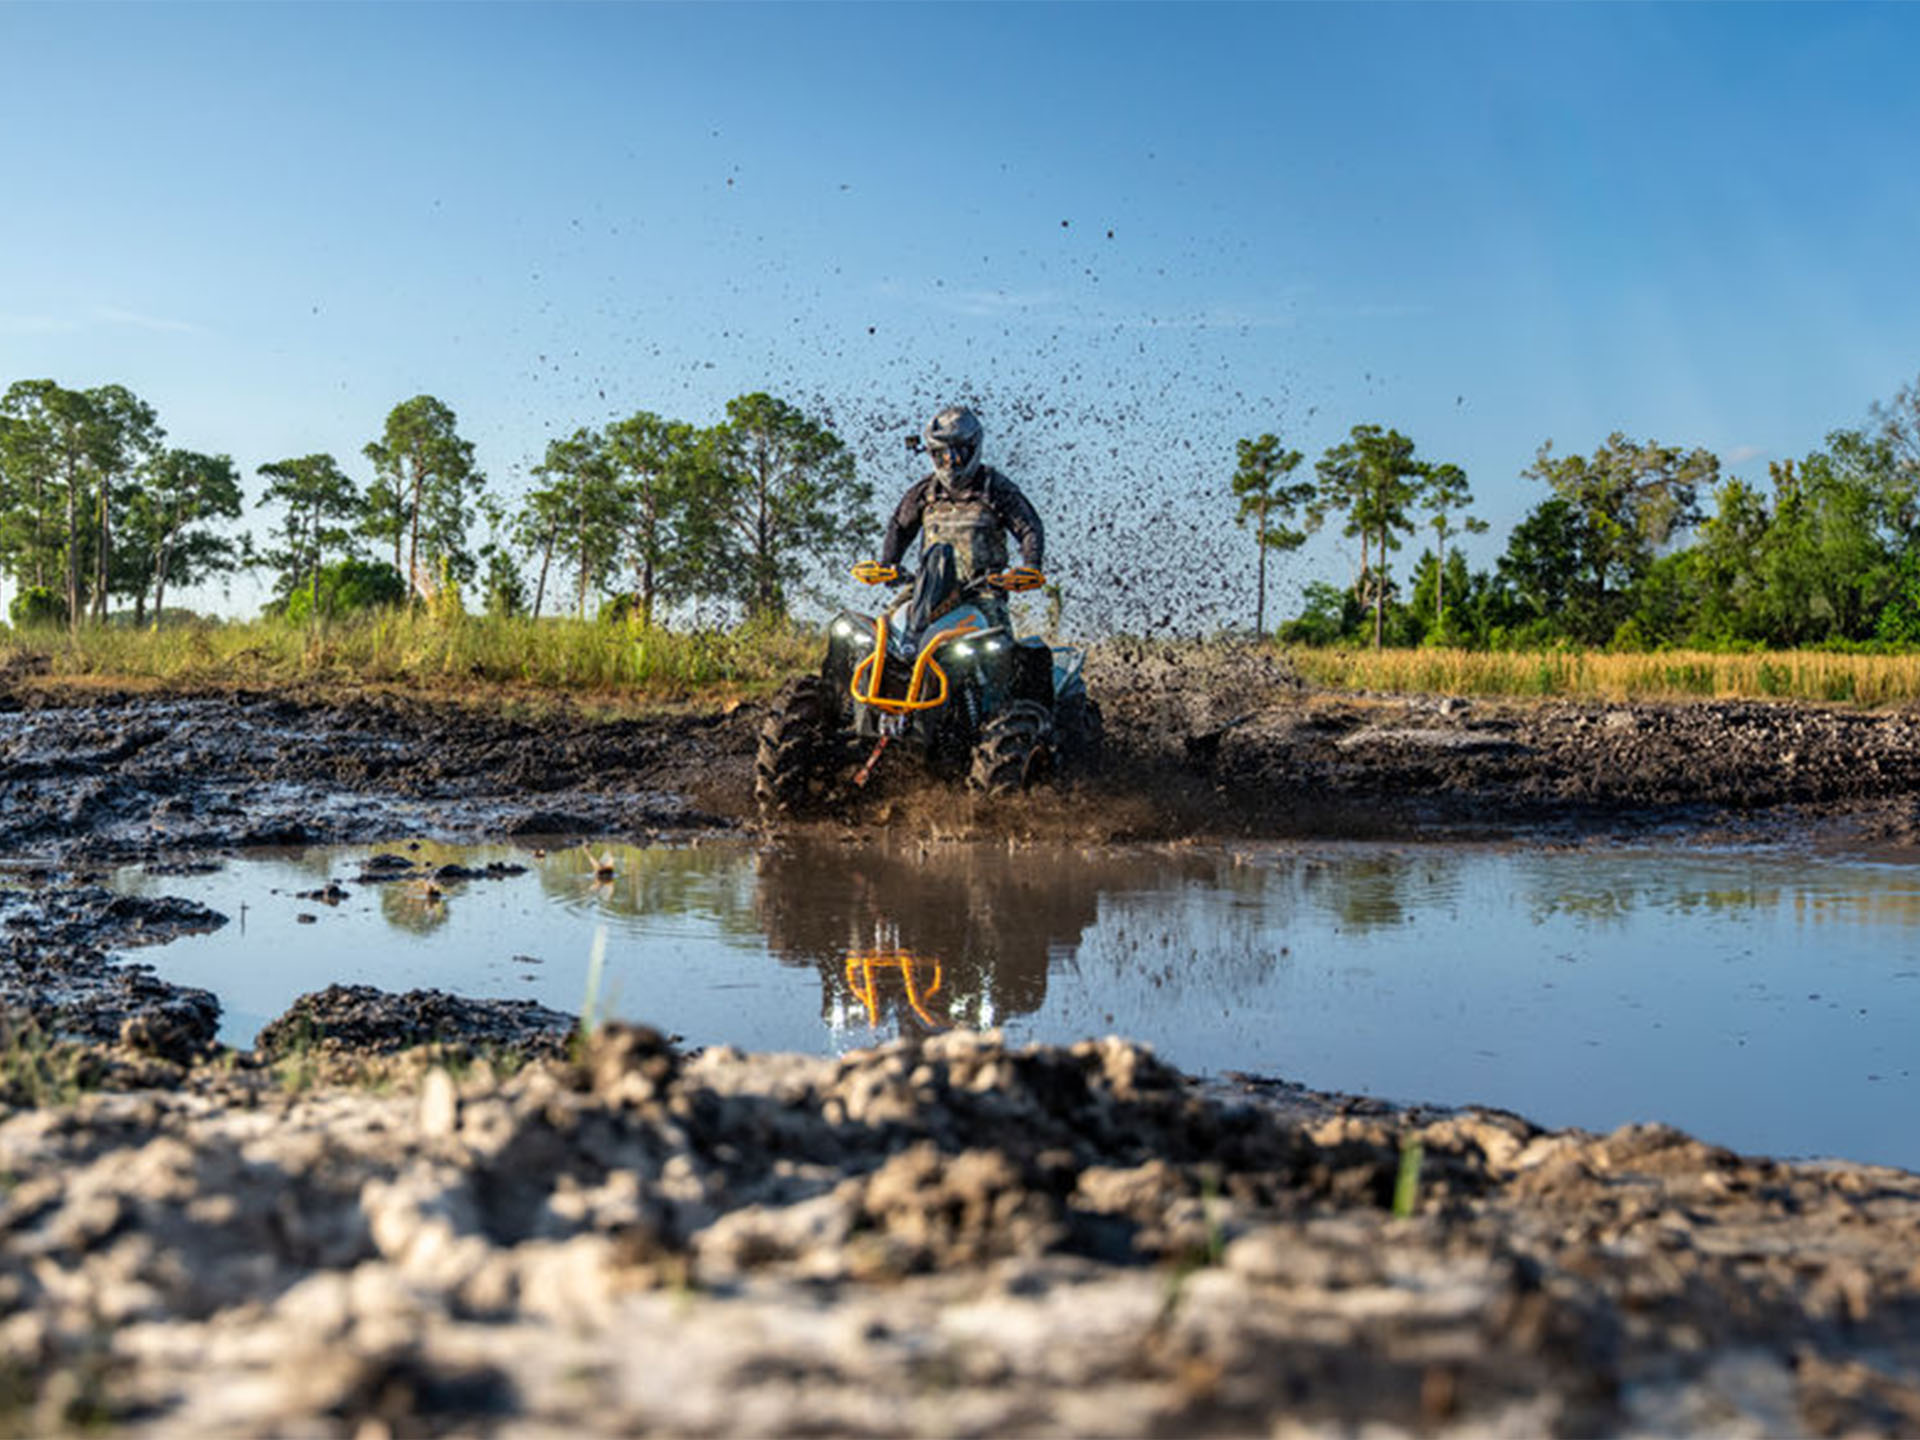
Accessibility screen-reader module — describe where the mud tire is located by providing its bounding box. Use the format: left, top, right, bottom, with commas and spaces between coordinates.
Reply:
755, 675, 840, 818
968, 701, 1055, 797
1054, 695, 1106, 778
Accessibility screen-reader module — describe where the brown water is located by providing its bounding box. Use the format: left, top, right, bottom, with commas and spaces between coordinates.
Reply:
114, 837, 1920, 1170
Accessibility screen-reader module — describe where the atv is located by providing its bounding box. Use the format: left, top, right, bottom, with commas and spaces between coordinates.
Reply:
755, 543, 1102, 818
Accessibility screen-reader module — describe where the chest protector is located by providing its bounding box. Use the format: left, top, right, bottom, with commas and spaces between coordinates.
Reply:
921, 480, 1007, 579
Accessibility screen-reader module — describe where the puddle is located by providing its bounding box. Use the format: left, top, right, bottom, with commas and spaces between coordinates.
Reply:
110, 838, 1920, 1170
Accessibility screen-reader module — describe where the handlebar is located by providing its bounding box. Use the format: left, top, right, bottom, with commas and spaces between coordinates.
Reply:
851, 561, 1045, 593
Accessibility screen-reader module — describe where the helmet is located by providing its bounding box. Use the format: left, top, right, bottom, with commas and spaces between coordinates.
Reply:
923, 405, 983, 481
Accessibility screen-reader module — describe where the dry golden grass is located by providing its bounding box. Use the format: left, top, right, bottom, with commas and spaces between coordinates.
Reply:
0, 612, 821, 705
1288, 647, 1920, 705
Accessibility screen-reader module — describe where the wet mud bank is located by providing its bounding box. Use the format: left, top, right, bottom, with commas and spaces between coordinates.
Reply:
1090, 645, 1920, 844
0, 687, 743, 864
9, 671, 1920, 1431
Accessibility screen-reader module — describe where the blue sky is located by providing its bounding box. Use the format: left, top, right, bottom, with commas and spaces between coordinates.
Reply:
4, 2, 1918, 626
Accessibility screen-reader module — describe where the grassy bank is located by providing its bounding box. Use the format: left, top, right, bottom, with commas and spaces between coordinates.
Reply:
13, 618, 1920, 708
0, 613, 821, 703
1289, 646, 1920, 705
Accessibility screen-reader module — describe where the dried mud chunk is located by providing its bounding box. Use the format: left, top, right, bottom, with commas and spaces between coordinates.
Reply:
255, 984, 574, 1060
854, 1142, 1063, 1274
693, 1185, 862, 1280
117, 996, 218, 1064
579, 1022, 680, 1103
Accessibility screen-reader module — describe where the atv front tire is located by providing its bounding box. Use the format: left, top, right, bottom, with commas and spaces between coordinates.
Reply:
967, 701, 1055, 797
755, 675, 840, 818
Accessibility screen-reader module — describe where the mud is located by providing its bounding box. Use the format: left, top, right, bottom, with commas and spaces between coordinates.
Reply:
8, 1026, 1920, 1436
9, 658, 1920, 1433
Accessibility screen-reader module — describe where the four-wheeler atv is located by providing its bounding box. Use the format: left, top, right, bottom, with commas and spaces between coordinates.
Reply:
755, 543, 1102, 818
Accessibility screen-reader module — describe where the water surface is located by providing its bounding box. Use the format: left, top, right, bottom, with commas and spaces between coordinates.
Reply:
113, 838, 1920, 1170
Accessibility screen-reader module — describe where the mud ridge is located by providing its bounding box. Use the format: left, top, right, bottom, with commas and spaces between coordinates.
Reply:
3, 1023, 1919, 1434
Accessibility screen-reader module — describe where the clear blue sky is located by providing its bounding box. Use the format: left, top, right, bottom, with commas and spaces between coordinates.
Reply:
4, 2, 1918, 627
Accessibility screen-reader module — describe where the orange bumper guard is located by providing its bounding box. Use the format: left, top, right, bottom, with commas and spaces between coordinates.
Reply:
849, 615, 979, 716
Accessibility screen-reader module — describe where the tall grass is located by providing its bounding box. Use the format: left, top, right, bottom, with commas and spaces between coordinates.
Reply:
0, 611, 822, 702
1288, 647, 1920, 705
17, 617, 1920, 706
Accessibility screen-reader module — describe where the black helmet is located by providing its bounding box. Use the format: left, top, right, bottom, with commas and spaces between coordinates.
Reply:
923, 405, 983, 481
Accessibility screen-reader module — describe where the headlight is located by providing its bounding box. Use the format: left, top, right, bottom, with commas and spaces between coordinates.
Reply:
984, 639, 1005, 654
833, 618, 864, 640
950, 642, 976, 660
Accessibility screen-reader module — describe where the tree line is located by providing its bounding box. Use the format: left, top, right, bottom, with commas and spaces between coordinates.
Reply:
1239, 373, 1920, 651
12, 366, 1920, 651
0, 382, 875, 631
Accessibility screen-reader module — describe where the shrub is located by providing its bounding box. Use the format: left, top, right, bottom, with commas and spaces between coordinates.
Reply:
8, 586, 66, 629
279, 560, 409, 623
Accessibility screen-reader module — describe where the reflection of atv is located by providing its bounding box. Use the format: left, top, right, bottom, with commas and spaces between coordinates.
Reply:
755, 543, 1102, 817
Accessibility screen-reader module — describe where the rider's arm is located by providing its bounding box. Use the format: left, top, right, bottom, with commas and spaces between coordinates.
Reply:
878, 476, 933, 568
991, 474, 1046, 570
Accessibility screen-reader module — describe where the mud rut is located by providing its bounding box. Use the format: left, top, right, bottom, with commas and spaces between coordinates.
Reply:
7, 663, 1920, 1435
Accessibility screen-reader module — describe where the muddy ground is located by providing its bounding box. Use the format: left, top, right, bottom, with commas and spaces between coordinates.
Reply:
7, 650, 1920, 1435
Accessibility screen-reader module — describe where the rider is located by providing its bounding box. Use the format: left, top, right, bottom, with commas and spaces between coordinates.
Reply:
874, 405, 1045, 627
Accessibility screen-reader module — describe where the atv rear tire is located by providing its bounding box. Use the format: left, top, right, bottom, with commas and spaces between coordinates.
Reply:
967, 701, 1054, 797
755, 675, 839, 818
1054, 694, 1106, 778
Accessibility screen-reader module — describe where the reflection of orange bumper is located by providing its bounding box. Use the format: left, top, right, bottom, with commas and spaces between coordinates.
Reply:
845, 949, 947, 1028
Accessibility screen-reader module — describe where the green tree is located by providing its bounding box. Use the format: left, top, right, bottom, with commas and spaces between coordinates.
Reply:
1691, 475, 1773, 643
84, 384, 163, 625
3, 380, 96, 628
1494, 496, 1592, 640
605, 410, 702, 628
1522, 432, 1716, 643
521, 428, 626, 619
0, 406, 55, 591
1314, 424, 1424, 649
1417, 461, 1486, 636
257, 454, 365, 615
700, 392, 874, 620
1698, 430, 1909, 647
472, 492, 527, 618
0, 380, 162, 633
1405, 547, 1486, 647
1870, 372, 1920, 493
1230, 433, 1312, 635
362, 395, 484, 600
1276, 580, 1365, 646
120, 448, 245, 625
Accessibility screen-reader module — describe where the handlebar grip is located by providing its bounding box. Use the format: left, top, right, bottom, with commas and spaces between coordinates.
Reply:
851, 561, 901, 586
987, 567, 1046, 592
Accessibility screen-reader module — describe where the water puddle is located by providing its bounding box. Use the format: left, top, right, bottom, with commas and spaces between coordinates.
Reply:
111, 838, 1920, 1170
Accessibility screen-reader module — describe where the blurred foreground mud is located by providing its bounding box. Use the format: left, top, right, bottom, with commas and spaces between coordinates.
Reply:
7, 1026, 1920, 1436
8, 659, 1920, 1433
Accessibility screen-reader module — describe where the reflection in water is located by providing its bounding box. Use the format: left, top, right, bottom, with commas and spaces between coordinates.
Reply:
843, 950, 948, 1030
105, 837, 1920, 1170
1306, 855, 1414, 934
378, 879, 452, 935
752, 842, 1107, 1040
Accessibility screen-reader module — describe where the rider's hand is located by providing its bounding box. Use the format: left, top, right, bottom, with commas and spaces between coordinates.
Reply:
987, 567, 1046, 592
851, 561, 900, 586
